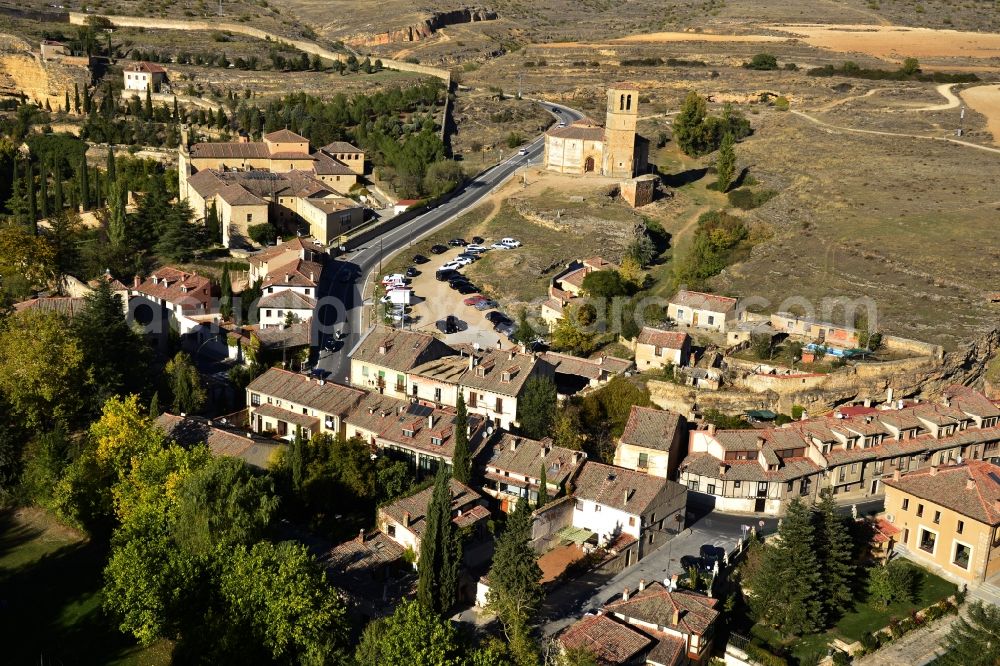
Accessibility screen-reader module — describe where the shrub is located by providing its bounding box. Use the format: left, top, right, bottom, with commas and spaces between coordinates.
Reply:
247, 222, 278, 245
744, 53, 778, 70
860, 632, 880, 653
728, 188, 778, 210
774, 96, 790, 111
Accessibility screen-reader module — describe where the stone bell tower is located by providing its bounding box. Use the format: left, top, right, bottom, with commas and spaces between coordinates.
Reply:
602, 85, 639, 178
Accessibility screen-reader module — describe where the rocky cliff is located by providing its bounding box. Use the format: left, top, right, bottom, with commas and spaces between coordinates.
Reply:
347, 7, 498, 47
649, 328, 1000, 417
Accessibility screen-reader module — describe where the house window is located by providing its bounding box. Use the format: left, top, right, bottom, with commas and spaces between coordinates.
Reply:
250, 393, 260, 406
902, 498, 909, 511
628, 516, 636, 527
918, 528, 937, 554
362, 366, 369, 377
496, 397, 503, 412
917, 504, 924, 518
957, 520, 964, 535
434, 387, 442, 402
387, 524, 395, 537
933, 510, 941, 525
953, 542, 971, 570
412, 384, 419, 396
402, 429, 414, 438
838, 467, 846, 482
851, 463, 858, 474
654, 346, 663, 357
431, 436, 443, 446
707, 315, 715, 325
734, 480, 741, 489
575, 500, 584, 511
677, 308, 685, 319
903, 528, 909, 544
637, 452, 649, 470
707, 483, 716, 495
594, 505, 601, 512
787, 481, 795, 492
688, 480, 699, 491
265, 310, 272, 317
246, 213, 253, 223
302, 408, 308, 415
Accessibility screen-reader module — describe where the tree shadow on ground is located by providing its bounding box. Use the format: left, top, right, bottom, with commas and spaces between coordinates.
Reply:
660, 167, 708, 188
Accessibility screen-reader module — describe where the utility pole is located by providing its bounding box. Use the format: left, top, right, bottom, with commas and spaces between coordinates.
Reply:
517, 73, 523, 100
958, 105, 965, 137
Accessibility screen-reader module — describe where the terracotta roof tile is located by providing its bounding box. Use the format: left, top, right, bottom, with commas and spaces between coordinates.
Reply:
486, 433, 586, 490
559, 613, 652, 663
247, 368, 364, 417
258, 289, 316, 310
636, 327, 689, 350
573, 461, 675, 515
669, 289, 737, 313
884, 460, 1000, 525
380, 478, 489, 540
620, 406, 684, 452
264, 129, 309, 144
350, 325, 456, 374
604, 581, 719, 636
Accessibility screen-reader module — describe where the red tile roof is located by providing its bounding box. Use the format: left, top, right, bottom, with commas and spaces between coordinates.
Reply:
573, 461, 673, 515
247, 368, 364, 417
380, 478, 490, 539
604, 582, 720, 636
264, 129, 309, 144
636, 327, 689, 350
669, 289, 737, 313
620, 405, 684, 453
559, 613, 652, 663
883, 460, 1000, 525
133, 267, 216, 312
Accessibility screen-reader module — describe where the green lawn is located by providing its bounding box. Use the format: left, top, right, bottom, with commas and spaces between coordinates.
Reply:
0, 508, 173, 665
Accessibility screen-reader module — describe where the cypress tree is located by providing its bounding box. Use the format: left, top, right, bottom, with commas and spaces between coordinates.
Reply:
814, 490, 855, 620
149, 391, 160, 417
82, 86, 91, 114
219, 263, 233, 321
93, 169, 103, 209
536, 463, 548, 509
26, 160, 37, 231
64, 90, 70, 114
79, 157, 90, 210
451, 393, 471, 484
39, 157, 48, 218
416, 469, 461, 616
205, 200, 220, 243
106, 146, 116, 189
74, 83, 80, 114
52, 158, 63, 212
715, 132, 736, 192
172, 96, 179, 121
290, 427, 305, 493
144, 87, 153, 119
107, 180, 127, 250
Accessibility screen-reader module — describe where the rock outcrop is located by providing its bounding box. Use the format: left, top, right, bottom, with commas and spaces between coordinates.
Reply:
347, 7, 498, 47
650, 328, 1000, 417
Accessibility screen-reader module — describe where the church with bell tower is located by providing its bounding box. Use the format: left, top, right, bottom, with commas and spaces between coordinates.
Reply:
543, 84, 649, 178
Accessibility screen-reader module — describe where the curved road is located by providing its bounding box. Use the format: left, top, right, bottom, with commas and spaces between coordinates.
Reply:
314, 100, 584, 383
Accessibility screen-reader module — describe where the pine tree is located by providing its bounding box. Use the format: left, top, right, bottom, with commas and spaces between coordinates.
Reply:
53, 158, 64, 212
939, 601, 1000, 666
78, 157, 90, 211
416, 470, 461, 616
74, 83, 80, 114
487, 498, 543, 666
715, 132, 736, 192
745, 498, 824, 636
814, 490, 855, 620
536, 463, 548, 509
219, 264, 233, 321
165, 351, 206, 414
672, 91, 708, 157
451, 393, 471, 484
38, 157, 48, 219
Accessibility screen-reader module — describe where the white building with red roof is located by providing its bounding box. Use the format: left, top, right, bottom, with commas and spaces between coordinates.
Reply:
667, 289, 739, 333
128, 267, 219, 335
123, 61, 167, 92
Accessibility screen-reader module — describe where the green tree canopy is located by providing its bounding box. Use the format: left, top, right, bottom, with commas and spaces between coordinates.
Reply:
938, 600, 1000, 666
355, 600, 465, 666
518, 375, 557, 440
580, 269, 629, 299
452, 393, 471, 484
417, 469, 461, 616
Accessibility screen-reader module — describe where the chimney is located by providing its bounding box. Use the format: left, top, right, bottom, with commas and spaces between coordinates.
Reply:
356, 529, 365, 544
671, 606, 680, 626
540, 445, 549, 458
864, 398, 872, 407
719, 463, 727, 477
966, 478, 976, 491
402, 511, 411, 527
707, 423, 716, 435
379, 345, 387, 354
670, 573, 679, 590
929, 465, 939, 476
756, 437, 766, 449
622, 587, 630, 602
892, 469, 901, 481
510, 437, 520, 452
496, 340, 502, 350
285, 272, 291, 283
638, 579, 646, 592
469, 355, 475, 370
572, 451, 582, 464
427, 414, 434, 428
501, 371, 511, 383
133, 274, 141, 289
509, 350, 516, 360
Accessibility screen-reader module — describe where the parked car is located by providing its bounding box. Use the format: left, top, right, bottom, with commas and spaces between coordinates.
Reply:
440, 260, 464, 271
412, 254, 429, 264
517, 148, 528, 156
445, 315, 459, 334
558, 122, 566, 128
699, 545, 725, 569
464, 295, 486, 306
456, 283, 479, 295
457, 252, 479, 262
451, 256, 473, 267
430, 244, 448, 254
486, 311, 512, 325
500, 237, 522, 248
448, 238, 467, 246
474, 299, 498, 311
405, 266, 419, 278
436, 269, 460, 282
495, 321, 516, 336
472, 236, 485, 244
490, 242, 510, 250
680, 555, 704, 572
465, 244, 488, 254
381, 273, 405, 285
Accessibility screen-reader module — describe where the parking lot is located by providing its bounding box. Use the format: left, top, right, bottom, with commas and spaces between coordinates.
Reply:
382, 243, 519, 349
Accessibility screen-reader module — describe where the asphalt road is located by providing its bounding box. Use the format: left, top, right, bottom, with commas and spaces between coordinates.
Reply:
313, 100, 584, 383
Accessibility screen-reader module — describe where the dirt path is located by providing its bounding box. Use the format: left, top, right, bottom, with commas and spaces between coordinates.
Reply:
791, 109, 1000, 155
814, 87, 892, 112
960, 84, 1000, 146
912, 83, 961, 112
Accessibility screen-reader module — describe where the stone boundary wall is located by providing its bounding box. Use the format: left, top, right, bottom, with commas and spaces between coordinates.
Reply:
529, 495, 575, 554
68, 12, 451, 83
119, 89, 221, 111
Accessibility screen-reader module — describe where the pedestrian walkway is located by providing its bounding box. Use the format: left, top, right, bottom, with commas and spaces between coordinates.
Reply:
853, 612, 960, 666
